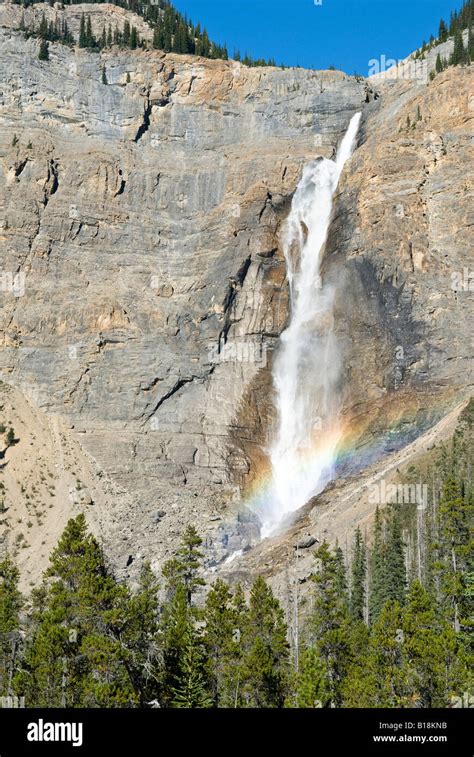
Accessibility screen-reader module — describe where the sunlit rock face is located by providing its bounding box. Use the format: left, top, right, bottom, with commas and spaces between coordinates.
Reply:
0, 9, 368, 577
325, 63, 473, 474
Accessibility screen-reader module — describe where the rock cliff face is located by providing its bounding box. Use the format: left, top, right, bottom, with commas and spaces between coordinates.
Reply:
0, 5, 472, 586
323, 61, 473, 471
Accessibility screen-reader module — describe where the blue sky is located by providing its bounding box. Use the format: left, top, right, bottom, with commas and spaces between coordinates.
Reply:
172, 0, 464, 74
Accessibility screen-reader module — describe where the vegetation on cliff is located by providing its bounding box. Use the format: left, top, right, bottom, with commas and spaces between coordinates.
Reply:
13, 0, 277, 65
421, 0, 474, 76
438, 0, 473, 45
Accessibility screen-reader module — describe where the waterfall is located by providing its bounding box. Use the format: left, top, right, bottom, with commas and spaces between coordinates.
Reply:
260, 113, 361, 538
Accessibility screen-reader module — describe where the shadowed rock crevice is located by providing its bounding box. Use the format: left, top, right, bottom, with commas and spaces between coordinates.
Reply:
219, 256, 252, 346
114, 168, 126, 196
42, 159, 59, 207
134, 94, 152, 143
14, 158, 28, 177
133, 92, 170, 143
146, 366, 216, 422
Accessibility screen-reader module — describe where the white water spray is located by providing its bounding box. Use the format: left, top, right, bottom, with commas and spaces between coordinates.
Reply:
260, 113, 361, 538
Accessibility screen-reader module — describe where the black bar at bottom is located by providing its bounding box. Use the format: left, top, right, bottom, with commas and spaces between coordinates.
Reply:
0, 708, 471, 755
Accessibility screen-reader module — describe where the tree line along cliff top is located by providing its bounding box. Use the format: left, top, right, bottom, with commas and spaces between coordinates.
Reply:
9, 0, 278, 65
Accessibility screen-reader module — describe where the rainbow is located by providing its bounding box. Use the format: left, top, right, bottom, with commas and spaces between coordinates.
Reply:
243, 391, 455, 526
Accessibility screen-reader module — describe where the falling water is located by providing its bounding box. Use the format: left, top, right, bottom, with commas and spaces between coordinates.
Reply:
260, 113, 361, 538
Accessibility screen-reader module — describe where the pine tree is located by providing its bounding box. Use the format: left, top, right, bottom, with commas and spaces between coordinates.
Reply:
163, 525, 205, 604
436, 52, 444, 73
295, 647, 330, 707
159, 527, 206, 703
129, 26, 138, 50
239, 576, 289, 707
86, 16, 93, 48
334, 542, 349, 602
123, 20, 131, 46
451, 28, 466, 65
203, 579, 241, 707
79, 13, 87, 48
173, 20, 186, 53
369, 506, 386, 623
160, 581, 194, 705
162, 15, 172, 52
171, 627, 212, 708
310, 542, 352, 706
436, 476, 470, 631
350, 528, 366, 622
375, 601, 405, 688
438, 19, 448, 42
460, 569, 474, 650
347, 614, 371, 670
402, 581, 459, 707
38, 39, 49, 61
120, 562, 162, 705
201, 29, 210, 57
0, 557, 23, 697
153, 25, 161, 49
450, 10, 458, 36
17, 516, 140, 707
385, 507, 406, 605
62, 20, 73, 45
38, 12, 48, 40
101, 65, 107, 85
348, 600, 406, 707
